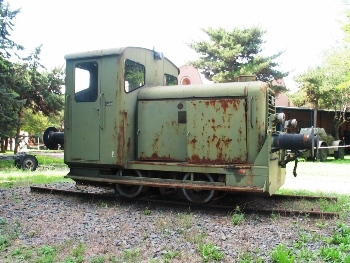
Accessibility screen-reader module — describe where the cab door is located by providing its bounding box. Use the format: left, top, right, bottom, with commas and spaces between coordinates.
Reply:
69, 59, 101, 162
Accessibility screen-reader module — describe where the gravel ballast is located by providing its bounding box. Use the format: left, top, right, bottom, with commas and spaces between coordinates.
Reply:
1, 182, 346, 262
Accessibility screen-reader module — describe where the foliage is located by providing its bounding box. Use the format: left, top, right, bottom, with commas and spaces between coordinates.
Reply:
36, 245, 56, 263
290, 66, 328, 128
271, 244, 295, 263
188, 27, 288, 91
322, 48, 350, 139
122, 248, 140, 263
19, 47, 65, 116
0, 0, 23, 57
290, 8, 350, 137
21, 108, 63, 136
0, 2, 65, 153
198, 242, 225, 262
0, 1, 23, 139
231, 206, 245, 225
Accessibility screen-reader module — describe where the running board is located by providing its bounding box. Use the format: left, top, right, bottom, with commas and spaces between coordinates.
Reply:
66, 175, 264, 193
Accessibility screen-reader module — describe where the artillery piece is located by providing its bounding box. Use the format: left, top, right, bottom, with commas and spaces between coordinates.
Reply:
299, 128, 345, 161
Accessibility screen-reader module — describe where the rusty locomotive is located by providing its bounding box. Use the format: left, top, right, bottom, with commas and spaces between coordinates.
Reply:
44, 47, 316, 204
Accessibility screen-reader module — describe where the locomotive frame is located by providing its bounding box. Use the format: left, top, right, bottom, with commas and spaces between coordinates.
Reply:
44, 47, 315, 204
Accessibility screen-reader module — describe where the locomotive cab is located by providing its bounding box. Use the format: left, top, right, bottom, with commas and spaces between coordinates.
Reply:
63, 47, 178, 168
44, 46, 316, 204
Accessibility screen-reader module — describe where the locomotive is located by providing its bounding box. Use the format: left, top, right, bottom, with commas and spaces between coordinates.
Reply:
44, 46, 316, 204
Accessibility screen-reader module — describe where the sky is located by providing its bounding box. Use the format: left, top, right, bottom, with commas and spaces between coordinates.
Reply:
8, 0, 347, 89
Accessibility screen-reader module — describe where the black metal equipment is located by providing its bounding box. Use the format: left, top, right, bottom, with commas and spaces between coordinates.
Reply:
43, 127, 64, 150
0, 152, 38, 171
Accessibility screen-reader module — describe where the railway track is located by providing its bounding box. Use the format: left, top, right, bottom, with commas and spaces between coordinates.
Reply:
30, 185, 339, 219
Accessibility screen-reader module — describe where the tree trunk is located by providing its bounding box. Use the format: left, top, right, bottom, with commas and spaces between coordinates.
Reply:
4, 138, 8, 152
0, 137, 5, 153
14, 105, 24, 154
313, 107, 318, 128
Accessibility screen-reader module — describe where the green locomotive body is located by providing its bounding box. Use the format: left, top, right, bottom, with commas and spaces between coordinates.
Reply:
44, 47, 315, 203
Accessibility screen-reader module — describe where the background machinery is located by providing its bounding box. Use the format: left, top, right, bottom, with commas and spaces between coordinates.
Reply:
299, 128, 345, 161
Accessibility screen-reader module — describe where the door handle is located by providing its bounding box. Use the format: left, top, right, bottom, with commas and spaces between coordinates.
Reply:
99, 93, 105, 129
65, 95, 70, 129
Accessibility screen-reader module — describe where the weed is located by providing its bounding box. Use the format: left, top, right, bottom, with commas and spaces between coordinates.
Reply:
97, 201, 107, 208
36, 245, 56, 263
198, 242, 225, 262
331, 223, 350, 245
90, 255, 105, 263
271, 244, 295, 263
164, 250, 180, 262
0, 217, 6, 225
184, 230, 206, 245
320, 246, 343, 262
238, 252, 263, 263
298, 231, 308, 243
177, 212, 192, 230
143, 207, 151, 215
122, 248, 140, 262
315, 220, 328, 229
63, 243, 86, 263
108, 255, 118, 263
231, 206, 244, 225
270, 212, 278, 220
0, 235, 10, 250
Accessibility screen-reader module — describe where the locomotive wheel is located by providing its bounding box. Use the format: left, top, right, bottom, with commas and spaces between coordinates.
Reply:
20, 155, 38, 171
182, 173, 215, 204
115, 170, 144, 198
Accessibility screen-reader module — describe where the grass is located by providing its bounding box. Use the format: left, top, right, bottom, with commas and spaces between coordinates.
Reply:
0, 151, 69, 188
0, 170, 71, 188
198, 242, 225, 262
0, 151, 65, 169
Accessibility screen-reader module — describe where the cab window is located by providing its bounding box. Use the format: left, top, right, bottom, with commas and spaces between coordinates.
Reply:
164, 74, 178, 86
74, 61, 98, 102
125, 59, 145, 92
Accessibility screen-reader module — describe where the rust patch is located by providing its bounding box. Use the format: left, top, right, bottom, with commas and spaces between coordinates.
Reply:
248, 169, 253, 186
204, 99, 242, 113
188, 154, 244, 165
117, 111, 127, 164
152, 135, 160, 151
139, 152, 179, 162
238, 169, 246, 175
127, 137, 131, 154
190, 138, 197, 146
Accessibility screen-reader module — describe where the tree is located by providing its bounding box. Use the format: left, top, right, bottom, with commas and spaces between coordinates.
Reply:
0, 0, 23, 57
0, 0, 23, 152
188, 27, 288, 91
321, 49, 350, 139
11, 46, 64, 153
0, 2, 65, 153
291, 66, 328, 128
22, 109, 63, 136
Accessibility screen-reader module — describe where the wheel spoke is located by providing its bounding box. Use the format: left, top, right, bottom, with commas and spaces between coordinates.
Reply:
182, 173, 215, 204
115, 170, 144, 198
